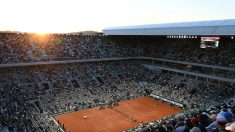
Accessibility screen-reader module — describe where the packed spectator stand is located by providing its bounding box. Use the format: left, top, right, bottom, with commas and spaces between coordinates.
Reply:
0, 33, 234, 68
0, 33, 235, 132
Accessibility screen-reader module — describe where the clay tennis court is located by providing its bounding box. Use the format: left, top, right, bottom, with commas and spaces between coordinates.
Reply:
54, 96, 182, 132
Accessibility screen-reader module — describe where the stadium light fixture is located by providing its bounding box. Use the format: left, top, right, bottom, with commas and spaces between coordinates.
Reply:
231, 36, 233, 39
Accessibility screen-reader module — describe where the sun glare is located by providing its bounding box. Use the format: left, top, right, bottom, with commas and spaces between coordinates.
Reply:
32, 32, 50, 41
36, 32, 47, 36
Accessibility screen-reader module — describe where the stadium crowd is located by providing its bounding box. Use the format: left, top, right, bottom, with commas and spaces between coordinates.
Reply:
0, 33, 235, 132
0, 60, 234, 132
0, 33, 234, 68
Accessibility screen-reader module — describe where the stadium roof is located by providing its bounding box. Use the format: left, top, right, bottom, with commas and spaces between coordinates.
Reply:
103, 19, 235, 36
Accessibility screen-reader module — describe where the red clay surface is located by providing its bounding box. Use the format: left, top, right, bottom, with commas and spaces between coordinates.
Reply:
54, 96, 182, 132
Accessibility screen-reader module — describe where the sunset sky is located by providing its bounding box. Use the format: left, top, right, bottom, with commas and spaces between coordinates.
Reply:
0, 0, 234, 33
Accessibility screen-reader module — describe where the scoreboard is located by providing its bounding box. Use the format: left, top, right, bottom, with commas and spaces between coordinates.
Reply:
200, 37, 220, 48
